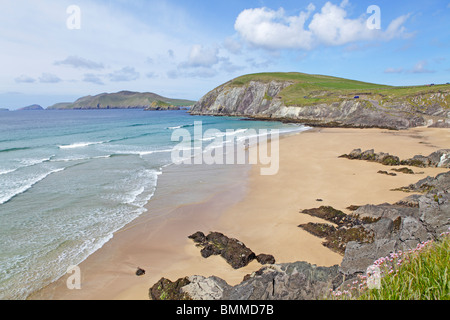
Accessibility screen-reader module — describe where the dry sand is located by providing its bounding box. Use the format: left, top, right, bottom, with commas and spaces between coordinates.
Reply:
30, 127, 449, 300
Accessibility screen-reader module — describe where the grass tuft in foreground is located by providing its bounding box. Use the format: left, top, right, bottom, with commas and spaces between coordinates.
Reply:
330, 231, 450, 300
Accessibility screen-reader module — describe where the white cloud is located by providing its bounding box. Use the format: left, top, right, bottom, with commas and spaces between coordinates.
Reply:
384, 60, 436, 75
234, 1, 412, 50
83, 73, 104, 85
235, 6, 315, 50
384, 67, 404, 74
411, 60, 435, 74
39, 73, 62, 83
180, 45, 219, 68
15, 75, 36, 83
55, 56, 104, 70
109, 67, 140, 82
223, 36, 243, 54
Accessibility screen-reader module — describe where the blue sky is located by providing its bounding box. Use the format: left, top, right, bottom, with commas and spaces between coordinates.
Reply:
0, 0, 449, 109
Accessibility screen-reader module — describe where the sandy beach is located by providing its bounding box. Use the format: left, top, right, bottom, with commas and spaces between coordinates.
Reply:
30, 126, 449, 300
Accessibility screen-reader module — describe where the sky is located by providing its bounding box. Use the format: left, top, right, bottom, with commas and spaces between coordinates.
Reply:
0, 0, 449, 109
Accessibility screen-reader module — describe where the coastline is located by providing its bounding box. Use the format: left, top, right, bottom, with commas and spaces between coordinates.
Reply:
29, 126, 449, 300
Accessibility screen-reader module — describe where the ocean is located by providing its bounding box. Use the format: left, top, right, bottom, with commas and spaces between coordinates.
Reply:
0, 109, 308, 299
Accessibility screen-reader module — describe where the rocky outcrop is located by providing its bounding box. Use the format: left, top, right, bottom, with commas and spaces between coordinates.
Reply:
144, 100, 182, 111
340, 171, 450, 275
340, 148, 450, 168
188, 232, 275, 269
155, 262, 342, 301
190, 77, 450, 130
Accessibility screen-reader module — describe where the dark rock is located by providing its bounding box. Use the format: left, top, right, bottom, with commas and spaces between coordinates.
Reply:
378, 170, 397, 176
136, 267, 146, 276
200, 244, 219, 258
391, 167, 415, 174
299, 207, 376, 255
188, 231, 206, 244
346, 205, 361, 211
256, 254, 276, 265
149, 277, 192, 300
301, 206, 355, 227
190, 232, 259, 269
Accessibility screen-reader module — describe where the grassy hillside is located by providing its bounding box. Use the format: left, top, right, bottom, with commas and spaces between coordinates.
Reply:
48, 91, 196, 110
229, 72, 450, 107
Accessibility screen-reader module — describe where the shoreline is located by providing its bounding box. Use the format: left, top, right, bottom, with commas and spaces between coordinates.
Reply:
29, 126, 449, 300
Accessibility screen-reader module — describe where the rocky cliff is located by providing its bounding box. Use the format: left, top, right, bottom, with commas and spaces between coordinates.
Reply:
190, 73, 450, 130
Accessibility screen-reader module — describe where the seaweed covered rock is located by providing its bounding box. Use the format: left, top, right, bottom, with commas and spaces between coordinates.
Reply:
188, 232, 270, 269
149, 277, 192, 300
299, 207, 376, 254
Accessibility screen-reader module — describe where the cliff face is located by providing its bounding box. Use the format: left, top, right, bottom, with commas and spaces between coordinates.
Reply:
190, 79, 450, 130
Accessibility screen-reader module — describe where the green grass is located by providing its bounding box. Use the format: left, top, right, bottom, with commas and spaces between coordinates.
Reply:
227, 72, 450, 107
330, 233, 450, 300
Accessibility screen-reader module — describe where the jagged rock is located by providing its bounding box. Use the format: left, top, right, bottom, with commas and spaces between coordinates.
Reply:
340, 239, 397, 275
181, 276, 231, 300
363, 218, 394, 240
394, 194, 421, 208
354, 203, 420, 220
428, 149, 450, 168
419, 193, 450, 238
223, 262, 342, 300
399, 217, 429, 242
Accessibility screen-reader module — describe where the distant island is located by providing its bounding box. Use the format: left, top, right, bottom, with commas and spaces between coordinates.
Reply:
17, 104, 44, 111
0, 108, 9, 112
47, 91, 196, 110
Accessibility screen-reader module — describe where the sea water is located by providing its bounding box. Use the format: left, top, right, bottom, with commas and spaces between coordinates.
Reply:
0, 109, 308, 299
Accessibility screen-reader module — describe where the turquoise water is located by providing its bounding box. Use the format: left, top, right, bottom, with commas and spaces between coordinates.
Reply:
0, 109, 308, 299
